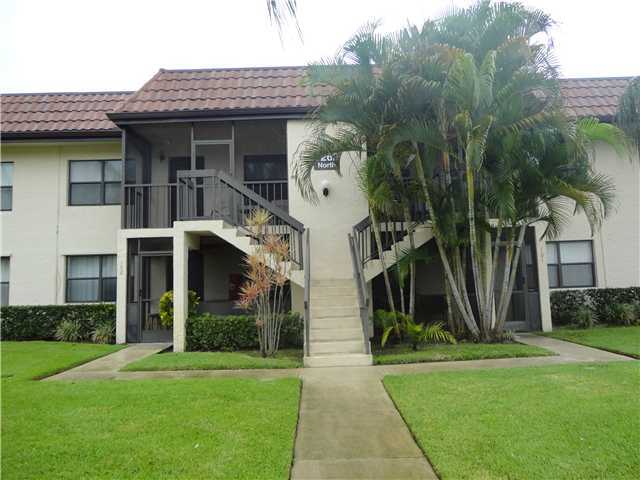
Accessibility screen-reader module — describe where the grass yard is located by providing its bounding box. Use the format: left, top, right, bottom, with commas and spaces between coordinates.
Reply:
373, 342, 553, 365
2, 342, 301, 479
544, 326, 640, 358
123, 348, 303, 371
385, 362, 640, 479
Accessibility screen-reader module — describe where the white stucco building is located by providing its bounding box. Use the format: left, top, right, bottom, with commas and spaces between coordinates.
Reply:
1, 70, 638, 366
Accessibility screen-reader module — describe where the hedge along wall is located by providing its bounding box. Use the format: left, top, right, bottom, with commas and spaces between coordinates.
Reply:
186, 312, 303, 351
1, 304, 116, 341
550, 287, 640, 326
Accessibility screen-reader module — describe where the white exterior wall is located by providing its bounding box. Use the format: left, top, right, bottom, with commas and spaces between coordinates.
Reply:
0, 141, 121, 305
286, 120, 369, 280
550, 144, 640, 289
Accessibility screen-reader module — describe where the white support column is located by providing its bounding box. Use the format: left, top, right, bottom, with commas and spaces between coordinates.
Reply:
291, 283, 305, 316
115, 232, 128, 344
173, 230, 200, 352
534, 222, 552, 332
173, 231, 189, 352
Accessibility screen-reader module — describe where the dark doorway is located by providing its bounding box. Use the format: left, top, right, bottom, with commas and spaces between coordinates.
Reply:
126, 238, 174, 343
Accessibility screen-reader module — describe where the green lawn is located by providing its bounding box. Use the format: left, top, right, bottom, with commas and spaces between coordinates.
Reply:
2, 342, 300, 479
373, 342, 553, 365
385, 362, 640, 479
123, 349, 303, 371
544, 326, 640, 358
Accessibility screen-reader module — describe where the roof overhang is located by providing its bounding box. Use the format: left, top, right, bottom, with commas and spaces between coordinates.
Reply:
1, 130, 122, 142
107, 106, 314, 125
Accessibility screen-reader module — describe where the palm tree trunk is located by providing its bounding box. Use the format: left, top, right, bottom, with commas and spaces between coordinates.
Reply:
371, 209, 396, 315
496, 225, 527, 331
413, 146, 480, 337
465, 157, 487, 338
391, 229, 406, 314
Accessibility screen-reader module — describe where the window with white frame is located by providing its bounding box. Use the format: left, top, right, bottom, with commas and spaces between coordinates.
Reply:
1, 257, 9, 306
69, 160, 121, 205
66, 255, 116, 302
1, 162, 14, 211
546, 241, 595, 288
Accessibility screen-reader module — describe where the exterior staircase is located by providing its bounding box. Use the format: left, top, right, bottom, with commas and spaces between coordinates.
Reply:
304, 278, 372, 367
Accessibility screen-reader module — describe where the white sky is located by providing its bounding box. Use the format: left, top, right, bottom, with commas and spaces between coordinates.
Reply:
1, 0, 639, 93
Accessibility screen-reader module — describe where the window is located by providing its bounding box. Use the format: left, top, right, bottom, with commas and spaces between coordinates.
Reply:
69, 160, 121, 205
1, 163, 14, 211
243, 155, 287, 181
546, 241, 595, 288
66, 255, 116, 302
1, 257, 9, 306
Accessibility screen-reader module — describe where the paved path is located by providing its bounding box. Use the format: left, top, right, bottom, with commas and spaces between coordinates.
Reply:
45, 335, 633, 479
44, 343, 171, 381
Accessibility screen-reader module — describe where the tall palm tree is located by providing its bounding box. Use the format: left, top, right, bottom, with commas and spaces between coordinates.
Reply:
617, 77, 640, 150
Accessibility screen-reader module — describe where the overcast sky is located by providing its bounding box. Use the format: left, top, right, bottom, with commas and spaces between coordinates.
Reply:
1, 0, 638, 93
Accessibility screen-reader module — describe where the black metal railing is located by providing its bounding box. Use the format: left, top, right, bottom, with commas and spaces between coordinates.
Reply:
124, 183, 177, 229
243, 180, 288, 212
176, 169, 305, 269
348, 232, 372, 354
303, 228, 311, 357
352, 201, 429, 269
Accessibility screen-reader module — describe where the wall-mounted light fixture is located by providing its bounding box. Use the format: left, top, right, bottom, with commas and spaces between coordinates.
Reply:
321, 179, 330, 197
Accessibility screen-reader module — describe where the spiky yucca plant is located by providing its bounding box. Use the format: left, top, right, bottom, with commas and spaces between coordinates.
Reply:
237, 209, 291, 357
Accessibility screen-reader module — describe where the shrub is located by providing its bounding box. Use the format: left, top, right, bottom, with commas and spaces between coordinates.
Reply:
575, 306, 596, 329
1, 304, 116, 341
603, 302, 639, 326
550, 288, 640, 327
159, 290, 200, 327
373, 309, 456, 349
55, 320, 83, 342
92, 322, 116, 344
186, 312, 303, 352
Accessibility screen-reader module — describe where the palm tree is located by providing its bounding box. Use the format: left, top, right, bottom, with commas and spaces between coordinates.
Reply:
266, 0, 301, 38
617, 77, 640, 150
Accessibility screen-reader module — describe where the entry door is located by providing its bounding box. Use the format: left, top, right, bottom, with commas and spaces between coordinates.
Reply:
504, 228, 541, 331
140, 254, 173, 342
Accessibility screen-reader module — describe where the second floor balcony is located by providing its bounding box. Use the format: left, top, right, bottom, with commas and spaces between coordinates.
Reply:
121, 119, 289, 229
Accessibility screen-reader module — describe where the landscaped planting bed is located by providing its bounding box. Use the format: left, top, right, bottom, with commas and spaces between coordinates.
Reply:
373, 342, 553, 365
384, 362, 640, 479
123, 349, 303, 371
1, 342, 300, 479
543, 326, 640, 358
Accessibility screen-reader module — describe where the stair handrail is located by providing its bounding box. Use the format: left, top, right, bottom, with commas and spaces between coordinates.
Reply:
303, 228, 311, 357
348, 232, 372, 355
176, 169, 305, 268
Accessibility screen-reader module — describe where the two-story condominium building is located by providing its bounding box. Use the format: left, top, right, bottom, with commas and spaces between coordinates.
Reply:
1, 69, 638, 366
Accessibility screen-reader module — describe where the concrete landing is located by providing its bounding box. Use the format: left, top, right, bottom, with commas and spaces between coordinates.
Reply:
292, 367, 437, 479
44, 343, 170, 381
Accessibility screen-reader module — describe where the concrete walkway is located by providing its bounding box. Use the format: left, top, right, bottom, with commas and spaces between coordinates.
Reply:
44, 343, 171, 381
292, 366, 438, 479
44, 335, 634, 479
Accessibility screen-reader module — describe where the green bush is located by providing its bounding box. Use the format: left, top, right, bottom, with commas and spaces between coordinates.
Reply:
159, 290, 200, 327
550, 288, 640, 327
602, 302, 640, 326
92, 322, 116, 344
186, 312, 303, 351
55, 320, 83, 342
575, 306, 596, 329
1, 304, 116, 342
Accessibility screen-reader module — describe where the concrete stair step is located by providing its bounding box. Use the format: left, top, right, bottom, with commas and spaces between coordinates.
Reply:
311, 305, 360, 318
311, 278, 356, 287
310, 327, 363, 342
304, 353, 373, 368
311, 316, 362, 329
310, 339, 365, 355
310, 286, 358, 297
310, 295, 358, 308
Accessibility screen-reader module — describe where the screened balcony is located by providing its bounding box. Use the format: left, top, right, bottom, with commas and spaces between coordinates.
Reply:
121, 120, 289, 229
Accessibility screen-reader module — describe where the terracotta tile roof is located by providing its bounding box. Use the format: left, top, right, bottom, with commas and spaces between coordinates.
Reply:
559, 77, 632, 119
1, 72, 634, 139
1, 91, 131, 138
110, 66, 329, 118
